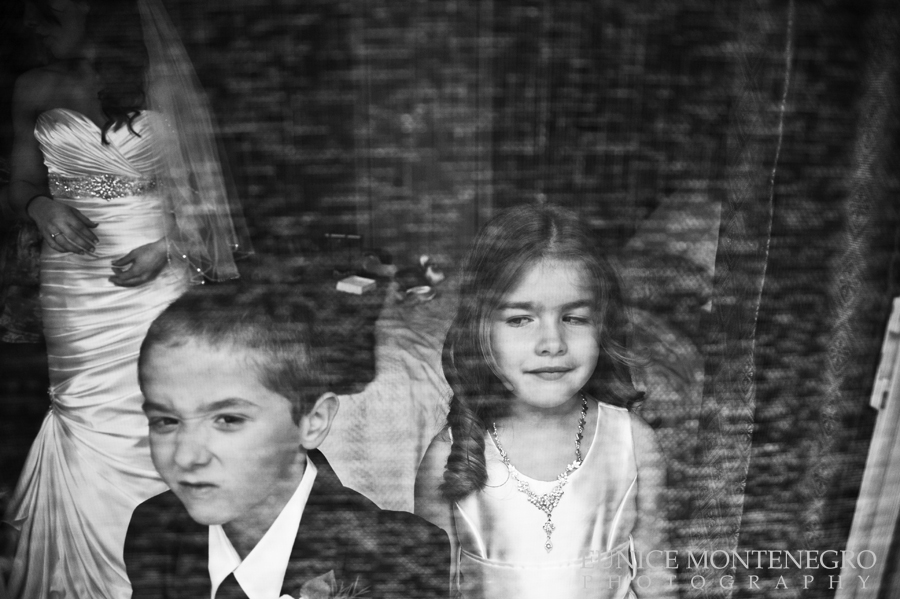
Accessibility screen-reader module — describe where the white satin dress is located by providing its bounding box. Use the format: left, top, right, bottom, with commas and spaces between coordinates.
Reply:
453, 402, 639, 599
4, 108, 187, 599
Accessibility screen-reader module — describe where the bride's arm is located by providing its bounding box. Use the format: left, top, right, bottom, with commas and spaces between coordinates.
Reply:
10, 70, 98, 254
108, 238, 169, 287
10, 72, 50, 217
108, 209, 175, 287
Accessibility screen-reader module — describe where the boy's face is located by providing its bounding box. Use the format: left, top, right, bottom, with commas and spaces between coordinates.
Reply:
141, 340, 306, 532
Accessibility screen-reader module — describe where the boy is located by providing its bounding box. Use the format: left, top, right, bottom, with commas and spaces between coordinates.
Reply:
124, 285, 450, 599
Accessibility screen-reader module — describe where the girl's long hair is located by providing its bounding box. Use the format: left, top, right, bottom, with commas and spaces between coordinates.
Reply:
440, 203, 642, 502
34, 0, 147, 143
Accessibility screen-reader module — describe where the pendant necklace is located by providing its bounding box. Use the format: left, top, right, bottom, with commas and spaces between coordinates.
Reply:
490, 394, 587, 553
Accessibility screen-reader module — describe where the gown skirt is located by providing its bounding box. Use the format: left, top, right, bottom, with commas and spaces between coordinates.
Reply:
4, 108, 188, 599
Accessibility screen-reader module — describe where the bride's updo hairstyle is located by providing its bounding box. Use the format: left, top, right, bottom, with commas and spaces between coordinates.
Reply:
440, 203, 642, 502
33, 0, 148, 144
85, 0, 148, 143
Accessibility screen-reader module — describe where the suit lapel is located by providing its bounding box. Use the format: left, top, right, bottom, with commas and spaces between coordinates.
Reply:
171, 515, 212, 599
280, 450, 361, 597
159, 451, 362, 598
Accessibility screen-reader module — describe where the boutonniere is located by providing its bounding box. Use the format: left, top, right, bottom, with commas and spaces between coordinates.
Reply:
282, 570, 368, 599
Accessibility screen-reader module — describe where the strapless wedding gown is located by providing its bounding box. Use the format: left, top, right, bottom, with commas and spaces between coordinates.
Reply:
4, 108, 187, 599
453, 402, 639, 599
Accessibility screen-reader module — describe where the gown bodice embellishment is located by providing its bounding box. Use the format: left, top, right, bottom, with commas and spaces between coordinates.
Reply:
48, 173, 158, 200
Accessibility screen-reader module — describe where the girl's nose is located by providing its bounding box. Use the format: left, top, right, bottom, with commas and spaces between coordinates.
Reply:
536, 320, 567, 356
172, 426, 212, 470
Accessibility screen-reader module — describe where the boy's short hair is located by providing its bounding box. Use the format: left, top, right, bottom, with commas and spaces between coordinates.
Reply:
139, 283, 331, 424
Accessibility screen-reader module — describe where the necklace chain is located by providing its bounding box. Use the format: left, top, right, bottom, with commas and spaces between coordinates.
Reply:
490, 394, 588, 553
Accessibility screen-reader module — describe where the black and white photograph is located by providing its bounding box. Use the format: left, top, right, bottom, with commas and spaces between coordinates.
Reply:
1, 0, 898, 597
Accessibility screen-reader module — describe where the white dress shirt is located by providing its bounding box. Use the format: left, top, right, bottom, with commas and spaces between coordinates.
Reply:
208, 459, 317, 599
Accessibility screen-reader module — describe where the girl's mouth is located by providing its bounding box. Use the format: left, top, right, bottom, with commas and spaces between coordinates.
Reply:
528, 367, 572, 380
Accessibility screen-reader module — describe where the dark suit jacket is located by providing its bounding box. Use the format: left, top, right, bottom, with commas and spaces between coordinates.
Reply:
125, 450, 450, 599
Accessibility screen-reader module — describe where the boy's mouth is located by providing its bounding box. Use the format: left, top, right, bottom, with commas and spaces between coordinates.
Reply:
178, 481, 218, 496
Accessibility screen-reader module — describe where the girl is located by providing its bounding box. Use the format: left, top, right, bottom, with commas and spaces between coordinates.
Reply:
415, 204, 672, 598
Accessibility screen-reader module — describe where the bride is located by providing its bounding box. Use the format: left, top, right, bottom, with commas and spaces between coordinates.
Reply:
3, 0, 247, 597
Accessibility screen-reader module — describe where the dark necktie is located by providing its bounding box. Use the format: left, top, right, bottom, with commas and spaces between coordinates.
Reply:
215, 572, 249, 599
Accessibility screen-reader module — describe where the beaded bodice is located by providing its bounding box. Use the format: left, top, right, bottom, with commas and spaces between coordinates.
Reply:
35, 108, 161, 199
32, 107, 171, 260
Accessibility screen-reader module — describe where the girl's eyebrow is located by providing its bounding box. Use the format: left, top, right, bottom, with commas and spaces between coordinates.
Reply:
560, 299, 594, 310
496, 299, 594, 311
496, 301, 536, 311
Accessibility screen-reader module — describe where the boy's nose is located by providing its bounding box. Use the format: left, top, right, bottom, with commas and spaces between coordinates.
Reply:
172, 428, 212, 470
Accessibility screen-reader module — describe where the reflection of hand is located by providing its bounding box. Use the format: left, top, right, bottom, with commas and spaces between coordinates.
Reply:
110, 238, 168, 287
28, 196, 99, 254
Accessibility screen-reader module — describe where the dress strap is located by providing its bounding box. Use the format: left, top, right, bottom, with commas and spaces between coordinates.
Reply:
607, 476, 638, 553
454, 499, 488, 558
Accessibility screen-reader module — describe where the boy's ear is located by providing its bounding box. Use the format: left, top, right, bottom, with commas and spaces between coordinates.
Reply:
298, 393, 339, 450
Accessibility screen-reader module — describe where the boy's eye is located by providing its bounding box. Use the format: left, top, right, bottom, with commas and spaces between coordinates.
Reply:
148, 417, 178, 433
214, 414, 247, 428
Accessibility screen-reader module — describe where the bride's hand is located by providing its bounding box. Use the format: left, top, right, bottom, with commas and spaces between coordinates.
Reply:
110, 238, 168, 287
28, 196, 99, 254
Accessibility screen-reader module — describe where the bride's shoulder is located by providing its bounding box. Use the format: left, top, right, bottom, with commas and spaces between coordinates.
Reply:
16, 65, 67, 90
13, 67, 67, 114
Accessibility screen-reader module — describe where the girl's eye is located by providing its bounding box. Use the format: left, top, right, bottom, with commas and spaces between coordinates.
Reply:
506, 316, 532, 327
564, 315, 592, 325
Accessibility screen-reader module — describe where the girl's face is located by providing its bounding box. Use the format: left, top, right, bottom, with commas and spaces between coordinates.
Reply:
32, 0, 89, 60
489, 258, 601, 412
